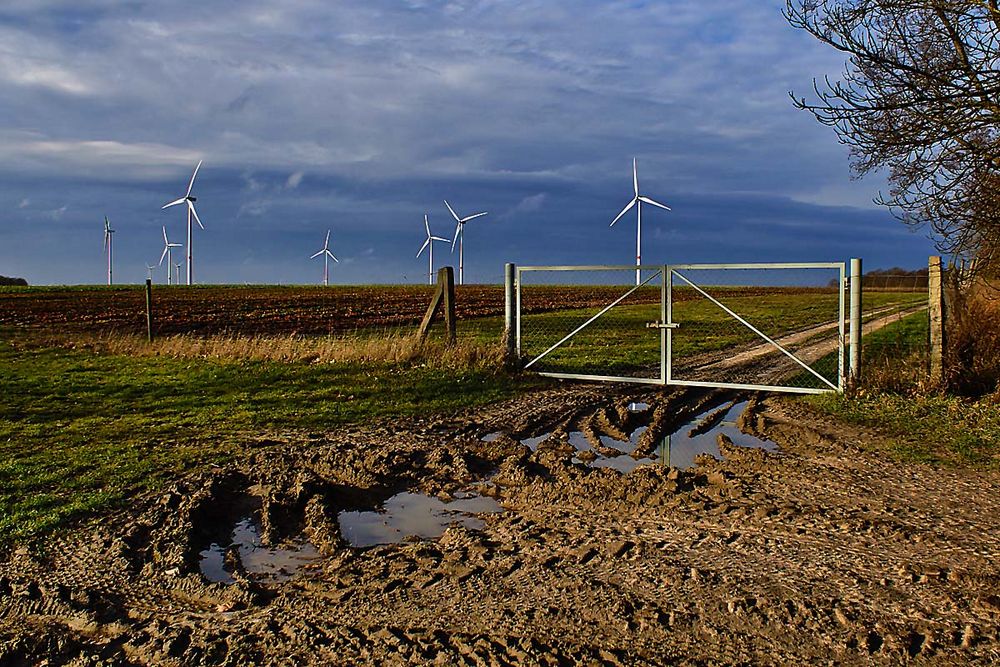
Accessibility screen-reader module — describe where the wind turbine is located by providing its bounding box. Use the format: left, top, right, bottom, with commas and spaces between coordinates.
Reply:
173, 261, 182, 285
162, 160, 204, 286
310, 230, 339, 286
416, 214, 450, 285
444, 200, 487, 285
610, 158, 671, 285
159, 226, 183, 286
145, 263, 157, 282
103, 217, 115, 286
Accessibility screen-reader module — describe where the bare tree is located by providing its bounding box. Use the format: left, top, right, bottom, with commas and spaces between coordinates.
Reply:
785, 0, 1000, 272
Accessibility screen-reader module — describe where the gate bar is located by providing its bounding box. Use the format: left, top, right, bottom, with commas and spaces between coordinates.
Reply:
524, 270, 662, 370
671, 269, 839, 391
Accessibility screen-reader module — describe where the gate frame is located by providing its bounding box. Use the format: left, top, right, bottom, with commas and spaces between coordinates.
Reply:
516, 262, 849, 394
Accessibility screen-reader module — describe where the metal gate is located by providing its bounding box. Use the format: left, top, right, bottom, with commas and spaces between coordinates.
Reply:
516, 263, 847, 394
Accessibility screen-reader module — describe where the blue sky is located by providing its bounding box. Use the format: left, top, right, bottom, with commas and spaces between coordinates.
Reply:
0, 0, 935, 285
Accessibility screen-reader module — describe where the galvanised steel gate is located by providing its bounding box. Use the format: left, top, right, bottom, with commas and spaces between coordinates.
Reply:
516, 263, 848, 395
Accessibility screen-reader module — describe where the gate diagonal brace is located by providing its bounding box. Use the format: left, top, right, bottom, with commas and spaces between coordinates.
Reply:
418, 266, 456, 343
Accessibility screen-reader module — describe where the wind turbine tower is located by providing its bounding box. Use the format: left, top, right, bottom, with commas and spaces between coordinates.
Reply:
416, 214, 450, 285
159, 226, 183, 285
162, 160, 205, 285
610, 158, 671, 285
103, 217, 115, 286
444, 200, 487, 285
310, 230, 339, 286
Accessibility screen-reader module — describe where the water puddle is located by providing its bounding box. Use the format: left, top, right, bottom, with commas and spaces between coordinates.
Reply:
656, 401, 777, 470
628, 402, 650, 412
338, 491, 503, 548
199, 517, 321, 585
481, 432, 502, 442
517, 399, 776, 473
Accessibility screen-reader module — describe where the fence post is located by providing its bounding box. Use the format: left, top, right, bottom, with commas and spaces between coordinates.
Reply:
442, 266, 456, 343
928, 255, 945, 383
849, 257, 862, 384
145, 279, 154, 342
504, 263, 516, 362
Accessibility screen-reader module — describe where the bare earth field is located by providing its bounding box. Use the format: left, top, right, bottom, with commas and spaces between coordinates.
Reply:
2, 384, 999, 665
0, 285, 833, 336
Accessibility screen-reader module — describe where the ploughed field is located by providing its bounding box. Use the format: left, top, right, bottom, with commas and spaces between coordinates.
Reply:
0, 284, 839, 336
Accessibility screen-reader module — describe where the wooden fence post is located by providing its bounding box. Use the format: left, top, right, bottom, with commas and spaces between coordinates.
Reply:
928, 255, 945, 383
417, 266, 456, 343
145, 279, 154, 342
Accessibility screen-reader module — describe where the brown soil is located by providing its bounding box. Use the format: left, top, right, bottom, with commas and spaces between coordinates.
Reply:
2, 385, 999, 665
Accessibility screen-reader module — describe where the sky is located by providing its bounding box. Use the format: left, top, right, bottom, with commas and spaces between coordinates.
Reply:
0, 0, 938, 285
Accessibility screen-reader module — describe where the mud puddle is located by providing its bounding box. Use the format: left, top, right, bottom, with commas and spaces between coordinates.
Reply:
199, 516, 321, 585
521, 399, 776, 473
338, 491, 503, 548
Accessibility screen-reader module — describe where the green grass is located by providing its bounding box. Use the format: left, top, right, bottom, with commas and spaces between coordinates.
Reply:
807, 392, 1000, 468
0, 337, 537, 546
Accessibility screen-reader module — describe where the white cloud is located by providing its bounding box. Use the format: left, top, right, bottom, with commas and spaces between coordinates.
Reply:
285, 171, 305, 189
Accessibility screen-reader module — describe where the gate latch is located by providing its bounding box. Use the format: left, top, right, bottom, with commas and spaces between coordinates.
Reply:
645, 321, 679, 329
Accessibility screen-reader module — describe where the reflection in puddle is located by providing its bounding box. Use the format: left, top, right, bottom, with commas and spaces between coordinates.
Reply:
656, 401, 777, 470
520, 399, 776, 474
481, 432, 502, 442
199, 517, 320, 585
338, 492, 503, 548
628, 402, 651, 412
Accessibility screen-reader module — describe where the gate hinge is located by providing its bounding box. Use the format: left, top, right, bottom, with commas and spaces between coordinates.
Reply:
646, 321, 679, 329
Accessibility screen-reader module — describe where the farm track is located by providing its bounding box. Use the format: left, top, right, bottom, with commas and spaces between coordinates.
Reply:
2, 383, 999, 664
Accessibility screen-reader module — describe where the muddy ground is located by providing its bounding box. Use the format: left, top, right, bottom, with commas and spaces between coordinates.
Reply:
2, 385, 999, 665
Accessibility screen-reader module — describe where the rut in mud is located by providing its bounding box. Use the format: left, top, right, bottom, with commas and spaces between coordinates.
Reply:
2, 384, 999, 665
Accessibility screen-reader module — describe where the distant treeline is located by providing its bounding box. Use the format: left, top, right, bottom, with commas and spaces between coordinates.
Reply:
0, 276, 28, 286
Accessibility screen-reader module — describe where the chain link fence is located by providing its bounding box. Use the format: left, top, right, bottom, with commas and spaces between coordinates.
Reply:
517, 267, 663, 380
859, 271, 929, 389
668, 265, 845, 392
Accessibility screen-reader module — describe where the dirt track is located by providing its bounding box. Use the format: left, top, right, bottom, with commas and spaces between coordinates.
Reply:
2, 384, 999, 665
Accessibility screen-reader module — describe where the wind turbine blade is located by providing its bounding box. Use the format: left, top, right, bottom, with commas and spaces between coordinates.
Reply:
186, 160, 203, 197
162, 198, 186, 209
159, 246, 169, 265
104, 232, 109, 251
324, 229, 331, 248
417, 238, 430, 257
460, 212, 487, 223
327, 251, 339, 262
424, 214, 431, 238
638, 196, 671, 211
451, 221, 463, 251
162, 226, 169, 244
188, 201, 204, 229
610, 198, 636, 227
310, 249, 324, 259
444, 200, 461, 222
431, 236, 449, 242
633, 158, 639, 197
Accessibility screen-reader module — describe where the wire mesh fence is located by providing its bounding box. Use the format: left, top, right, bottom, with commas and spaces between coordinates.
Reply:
517, 267, 663, 380
859, 272, 930, 388
667, 265, 844, 392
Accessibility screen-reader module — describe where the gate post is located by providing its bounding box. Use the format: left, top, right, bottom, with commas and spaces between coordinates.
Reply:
504, 263, 517, 363
849, 257, 862, 384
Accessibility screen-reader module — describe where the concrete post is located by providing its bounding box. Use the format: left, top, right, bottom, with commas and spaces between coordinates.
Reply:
928, 255, 945, 383
849, 258, 862, 384
504, 263, 516, 362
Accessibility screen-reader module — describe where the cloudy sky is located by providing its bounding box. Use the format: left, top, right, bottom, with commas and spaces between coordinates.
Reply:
0, 0, 936, 285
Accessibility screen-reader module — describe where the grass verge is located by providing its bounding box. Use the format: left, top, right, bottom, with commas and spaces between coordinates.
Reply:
806, 391, 1000, 468
0, 335, 538, 547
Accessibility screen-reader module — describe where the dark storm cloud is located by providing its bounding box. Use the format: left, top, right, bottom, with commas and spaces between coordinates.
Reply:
0, 0, 934, 284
